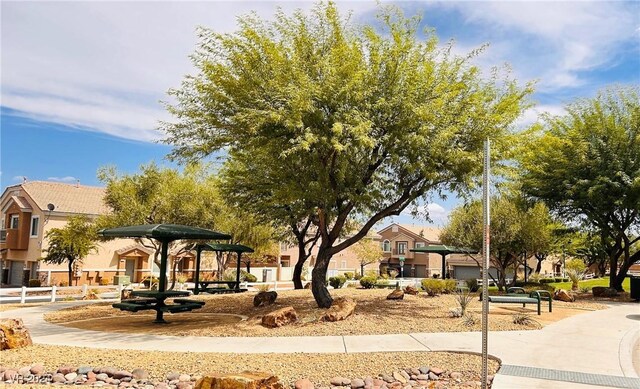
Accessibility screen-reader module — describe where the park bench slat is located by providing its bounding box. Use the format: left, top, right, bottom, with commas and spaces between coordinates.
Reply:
112, 302, 156, 312
173, 298, 205, 306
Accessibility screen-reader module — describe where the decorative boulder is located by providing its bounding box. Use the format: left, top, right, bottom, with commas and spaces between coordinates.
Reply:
592, 287, 618, 298
322, 297, 356, 322
195, 372, 283, 389
553, 289, 574, 302
0, 318, 33, 350
404, 286, 420, 295
387, 289, 404, 300
261, 307, 297, 328
253, 291, 278, 307
303, 283, 312, 289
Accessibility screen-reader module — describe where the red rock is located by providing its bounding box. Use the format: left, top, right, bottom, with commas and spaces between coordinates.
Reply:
194, 371, 283, 389
0, 319, 32, 350
386, 290, 404, 300
294, 378, 314, 389
322, 298, 356, 322
262, 307, 298, 328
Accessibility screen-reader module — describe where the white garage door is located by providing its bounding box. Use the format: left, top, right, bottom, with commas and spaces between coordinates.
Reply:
453, 266, 480, 281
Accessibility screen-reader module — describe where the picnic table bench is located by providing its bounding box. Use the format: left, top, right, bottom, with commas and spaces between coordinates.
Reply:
481, 287, 552, 315
112, 290, 205, 319
190, 280, 247, 295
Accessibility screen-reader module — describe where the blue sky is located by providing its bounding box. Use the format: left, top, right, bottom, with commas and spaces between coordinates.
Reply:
2, 1, 639, 227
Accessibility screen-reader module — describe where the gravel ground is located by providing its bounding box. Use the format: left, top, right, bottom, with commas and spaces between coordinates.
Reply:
0, 344, 499, 387
44, 289, 606, 337
0, 303, 45, 313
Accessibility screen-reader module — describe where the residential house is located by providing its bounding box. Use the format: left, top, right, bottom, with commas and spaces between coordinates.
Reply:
0, 181, 194, 286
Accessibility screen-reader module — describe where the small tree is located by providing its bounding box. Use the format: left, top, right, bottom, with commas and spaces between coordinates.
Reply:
41, 215, 98, 286
351, 238, 383, 276
565, 259, 587, 291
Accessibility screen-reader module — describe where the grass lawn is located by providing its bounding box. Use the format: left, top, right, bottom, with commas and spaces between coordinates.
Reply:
549, 277, 630, 291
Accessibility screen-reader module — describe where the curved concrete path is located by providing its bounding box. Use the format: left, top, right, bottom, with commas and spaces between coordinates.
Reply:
2, 301, 639, 389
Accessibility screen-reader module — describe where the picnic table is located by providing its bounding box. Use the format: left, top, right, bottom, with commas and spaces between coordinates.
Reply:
99, 224, 231, 323
480, 287, 552, 315
112, 290, 205, 322
191, 280, 246, 295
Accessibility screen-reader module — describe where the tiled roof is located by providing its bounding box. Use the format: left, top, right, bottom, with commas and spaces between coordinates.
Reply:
11, 196, 32, 211
20, 181, 109, 215
397, 224, 441, 242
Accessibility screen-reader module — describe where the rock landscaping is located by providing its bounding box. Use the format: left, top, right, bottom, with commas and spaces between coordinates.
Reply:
0, 345, 499, 389
322, 297, 356, 322
262, 307, 298, 328
0, 362, 495, 389
553, 289, 574, 302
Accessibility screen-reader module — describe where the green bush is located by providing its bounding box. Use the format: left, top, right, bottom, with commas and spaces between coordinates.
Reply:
28, 279, 41, 287
360, 275, 377, 289
562, 277, 569, 282
519, 282, 555, 293
329, 275, 347, 289
554, 277, 563, 282
442, 279, 457, 294
465, 278, 479, 292
353, 272, 362, 280
343, 272, 354, 280
421, 279, 444, 296
540, 278, 555, 284
224, 269, 257, 282
99, 278, 110, 286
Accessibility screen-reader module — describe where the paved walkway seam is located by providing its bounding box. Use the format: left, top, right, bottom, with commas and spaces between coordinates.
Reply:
499, 365, 640, 389
408, 333, 432, 351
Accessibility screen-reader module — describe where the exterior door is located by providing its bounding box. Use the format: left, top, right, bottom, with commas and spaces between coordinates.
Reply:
125, 259, 136, 280
9, 261, 24, 286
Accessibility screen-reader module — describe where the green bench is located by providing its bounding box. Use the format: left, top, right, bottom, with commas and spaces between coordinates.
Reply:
482, 288, 552, 315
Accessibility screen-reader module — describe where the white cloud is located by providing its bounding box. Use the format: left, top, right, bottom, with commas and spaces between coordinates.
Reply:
440, 1, 638, 91
12, 176, 27, 182
1, 2, 376, 143
47, 176, 78, 183
402, 202, 450, 226
514, 104, 567, 129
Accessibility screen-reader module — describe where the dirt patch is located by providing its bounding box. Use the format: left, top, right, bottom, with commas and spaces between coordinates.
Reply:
45, 289, 606, 337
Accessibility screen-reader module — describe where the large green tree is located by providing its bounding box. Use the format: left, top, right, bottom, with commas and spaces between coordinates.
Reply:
97, 163, 223, 269
41, 215, 98, 286
441, 196, 555, 290
520, 87, 640, 291
162, 3, 532, 307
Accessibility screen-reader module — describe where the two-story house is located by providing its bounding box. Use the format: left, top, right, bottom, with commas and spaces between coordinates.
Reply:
377, 223, 444, 278
0, 181, 167, 286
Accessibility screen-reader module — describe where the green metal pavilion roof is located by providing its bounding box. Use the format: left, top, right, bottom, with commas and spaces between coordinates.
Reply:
98, 224, 231, 241
410, 244, 478, 255
197, 243, 254, 253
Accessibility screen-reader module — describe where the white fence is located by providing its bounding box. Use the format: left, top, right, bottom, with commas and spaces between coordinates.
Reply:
0, 285, 122, 304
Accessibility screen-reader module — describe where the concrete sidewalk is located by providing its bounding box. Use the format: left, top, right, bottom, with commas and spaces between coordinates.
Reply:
2, 301, 639, 388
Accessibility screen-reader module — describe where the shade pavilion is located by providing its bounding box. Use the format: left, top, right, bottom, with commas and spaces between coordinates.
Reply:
410, 244, 479, 279
193, 243, 254, 294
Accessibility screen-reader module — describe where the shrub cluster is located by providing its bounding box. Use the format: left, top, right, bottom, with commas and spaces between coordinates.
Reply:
99, 278, 110, 286
329, 275, 347, 289
465, 278, 479, 292
421, 279, 444, 296
343, 272, 354, 280
359, 275, 378, 289
442, 279, 457, 294
28, 279, 41, 287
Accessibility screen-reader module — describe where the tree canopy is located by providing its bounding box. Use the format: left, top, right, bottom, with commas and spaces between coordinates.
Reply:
162, 3, 533, 307
440, 195, 555, 290
41, 215, 98, 286
519, 86, 640, 290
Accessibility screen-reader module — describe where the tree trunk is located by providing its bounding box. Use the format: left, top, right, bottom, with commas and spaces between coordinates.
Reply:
292, 243, 308, 289
608, 254, 619, 291
535, 258, 543, 273
597, 261, 607, 277
311, 249, 333, 308
613, 258, 633, 292
67, 260, 73, 286
360, 263, 364, 277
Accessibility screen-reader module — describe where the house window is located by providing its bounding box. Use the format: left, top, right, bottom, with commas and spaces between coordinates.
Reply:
382, 240, 391, 252
341, 260, 347, 269
415, 242, 425, 248
30, 216, 40, 237
10, 215, 19, 229
397, 242, 407, 255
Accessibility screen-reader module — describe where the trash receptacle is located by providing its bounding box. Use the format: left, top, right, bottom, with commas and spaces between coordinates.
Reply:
630, 275, 640, 301
113, 275, 130, 286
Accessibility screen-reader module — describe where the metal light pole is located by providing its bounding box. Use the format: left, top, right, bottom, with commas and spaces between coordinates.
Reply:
481, 139, 490, 389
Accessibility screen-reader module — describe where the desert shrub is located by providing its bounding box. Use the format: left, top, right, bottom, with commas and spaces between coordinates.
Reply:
449, 308, 463, 318
364, 270, 379, 278
141, 276, 159, 288
442, 279, 457, 294
343, 272, 354, 280
554, 277, 564, 282
360, 275, 377, 289
512, 313, 539, 326
28, 279, 41, 287
59, 281, 69, 287
465, 278, 479, 292
421, 279, 444, 296
224, 269, 257, 283
83, 288, 101, 300
255, 284, 271, 292
353, 272, 362, 280
454, 289, 474, 316
99, 278, 111, 286
380, 273, 389, 280
346, 282, 357, 288
517, 282, 555, 294
540, 278, 555, 284
63, 296, 75, 301
328, 275, 347, 289
176, 272, 188, 284
461, 313, 478, 326
244, 272, 257, 282
432, 273, 440, 279
528, 273, 542, 283
388, 270, 399, 279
